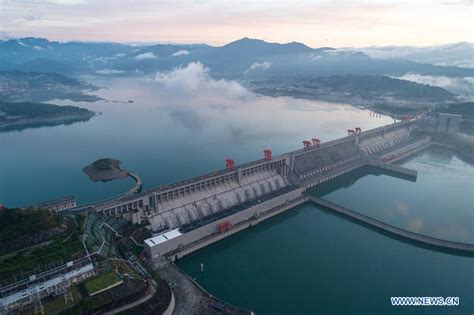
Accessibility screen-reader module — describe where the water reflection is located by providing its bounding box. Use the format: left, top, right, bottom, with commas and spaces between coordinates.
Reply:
0, 76, 390, 207
318, 147, 474, 243
0, 116, 93, 133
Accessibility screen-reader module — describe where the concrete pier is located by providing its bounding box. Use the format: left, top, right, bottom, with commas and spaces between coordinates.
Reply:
309, 196, 474, 255
124, 172, 142, 196
366, 157, 418, 181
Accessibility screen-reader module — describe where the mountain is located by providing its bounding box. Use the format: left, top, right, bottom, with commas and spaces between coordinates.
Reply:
251, 75, 456, 109
0, 71, 101, 102
0, 37, 136, 74
15, 58, 80, 75
220, 37, 314, 55
343, 42, 474, 68
1, 37, 473, 80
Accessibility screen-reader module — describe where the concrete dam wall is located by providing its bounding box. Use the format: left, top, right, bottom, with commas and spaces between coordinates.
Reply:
95, 121, 422, 233
89, 119, 455, 259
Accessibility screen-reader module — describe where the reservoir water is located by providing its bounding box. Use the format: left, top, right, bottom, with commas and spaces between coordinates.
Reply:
178, 149, 474, 314
1, 76, 472, 314
0, 76, 391, 207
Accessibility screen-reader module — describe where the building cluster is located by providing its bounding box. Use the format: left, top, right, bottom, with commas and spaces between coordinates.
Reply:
0, 80, 29, 93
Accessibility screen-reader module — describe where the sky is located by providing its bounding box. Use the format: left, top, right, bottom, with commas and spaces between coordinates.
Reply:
0, 0, 472, 47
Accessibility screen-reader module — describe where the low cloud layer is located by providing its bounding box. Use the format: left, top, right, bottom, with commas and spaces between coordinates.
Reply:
135, 52, 157, 60
172, 50, 190, 56
154, 62, 247, 97
346, 42, 474, 68
247, 61, 271, 72
96, 69, 125, 74
397, 73, 474, 97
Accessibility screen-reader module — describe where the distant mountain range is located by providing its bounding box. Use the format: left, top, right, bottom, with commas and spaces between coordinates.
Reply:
0, 71, 101, 103
1, 37, 473, 79
252, 75, 455, 110
342, 42, 474, 68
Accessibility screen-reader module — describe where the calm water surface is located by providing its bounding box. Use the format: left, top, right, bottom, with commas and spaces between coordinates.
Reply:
0, 77, 391, 206
178, 151, 474, 314
1, 77, 472, 314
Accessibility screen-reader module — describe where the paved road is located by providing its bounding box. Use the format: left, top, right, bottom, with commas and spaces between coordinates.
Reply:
103, 279, 157, 314
157, 262, 252, 315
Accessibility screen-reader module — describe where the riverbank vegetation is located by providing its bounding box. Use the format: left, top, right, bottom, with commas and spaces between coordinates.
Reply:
83, 158, 128, 181
0, 101, 94, 131
92, 158, 122, 170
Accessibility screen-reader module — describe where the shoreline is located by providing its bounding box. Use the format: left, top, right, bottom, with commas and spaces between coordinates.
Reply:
0, 113, 95, 131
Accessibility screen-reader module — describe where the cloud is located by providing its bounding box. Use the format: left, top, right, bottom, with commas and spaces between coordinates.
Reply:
1, 0, 471, 47
16, 40, 28, 47
0, 31, 11, 40
135, 52, 157, 60
172, 50, 190, 56
396, 73, 474, 96
309, 54, 322, 61
96, 69, 125, 74
154, 62, 247, 97
248, 61, 271, 71
23, 15, 41, 22
350, 42, 474, 68
43, 0, 85, 4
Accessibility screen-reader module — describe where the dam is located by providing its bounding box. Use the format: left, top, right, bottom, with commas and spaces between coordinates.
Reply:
80, 113, 469, 259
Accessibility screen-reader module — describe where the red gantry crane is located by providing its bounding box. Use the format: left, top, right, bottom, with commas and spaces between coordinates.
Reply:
264, 149, 272, 160
226, 159, 235, 169
347, 129, 355, 136
311, 138, 321, 148
303, 140, 312, 149
219, 221, 234, 233
355, 127, 362, 134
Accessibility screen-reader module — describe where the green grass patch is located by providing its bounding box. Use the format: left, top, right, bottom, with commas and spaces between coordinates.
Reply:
83, 271, 121, 295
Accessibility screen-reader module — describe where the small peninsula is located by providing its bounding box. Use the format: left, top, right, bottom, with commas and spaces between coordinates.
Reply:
83, 158, 129, 182
0, 101, 95, 131
0, 71, 102, 103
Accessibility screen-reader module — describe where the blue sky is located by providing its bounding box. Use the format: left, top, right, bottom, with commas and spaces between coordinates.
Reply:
0, 0, 472, 47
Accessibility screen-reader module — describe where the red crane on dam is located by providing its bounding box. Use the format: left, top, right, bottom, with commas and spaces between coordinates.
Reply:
264, 149, 272, 160
311, 138, 321, 147
355, 127, 362, 134
303, 140, 312, 149
347, 129, 355, 136
226, 159, 235, 169
219, 221, 234, 233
